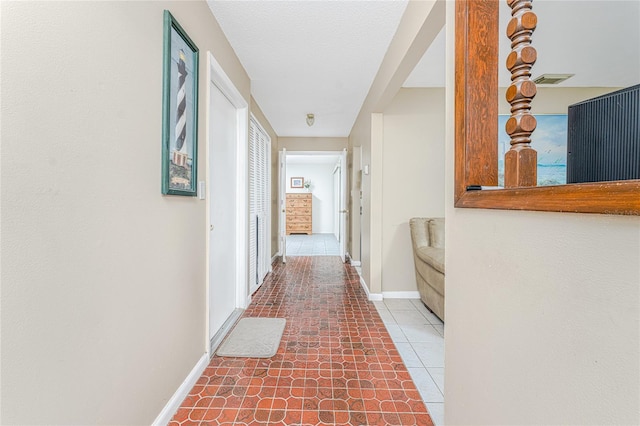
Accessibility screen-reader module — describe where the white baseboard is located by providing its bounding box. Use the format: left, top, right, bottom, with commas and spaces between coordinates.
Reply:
210, 308, 243, 353
152, 353, 209, 426
351, 260, 361, 267
358, 275, 383, 301
382, 291, 421, 299
271, 253, 280, 264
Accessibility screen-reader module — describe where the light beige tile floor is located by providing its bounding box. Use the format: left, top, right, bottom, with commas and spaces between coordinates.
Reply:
286, 233, 340, 256
374, 299, 445, 426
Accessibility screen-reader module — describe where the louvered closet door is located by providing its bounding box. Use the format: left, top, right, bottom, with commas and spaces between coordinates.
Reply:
248, 122, 257, 293
256, 129, 267, 283
262, 130, 271, 280
249, 117, 271, 294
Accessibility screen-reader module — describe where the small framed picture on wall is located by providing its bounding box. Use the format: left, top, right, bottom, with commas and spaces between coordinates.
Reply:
290, 177, 304, 188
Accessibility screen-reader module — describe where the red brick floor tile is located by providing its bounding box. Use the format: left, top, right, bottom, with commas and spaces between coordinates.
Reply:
415, 412, 437, 425
235, 408, 255, 424
382, 411, 402, 425
201, 408, 222, 421
349, 411, 368, 425
171, 407, 190, 422
301, 410, 319, 425
170, 256, 432, 425
365, 411, 385, 425
283, 409, 302, 424
186, 408, 206, 422
253, 408, 269, 422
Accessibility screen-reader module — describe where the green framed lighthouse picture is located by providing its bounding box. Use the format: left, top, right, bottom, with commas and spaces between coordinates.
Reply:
162, 10, 199, 196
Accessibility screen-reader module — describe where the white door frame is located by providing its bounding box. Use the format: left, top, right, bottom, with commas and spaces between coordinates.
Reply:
278, 148, 287, 263
338, 149, 348, 263
280, 150, 348, 262
332, 162, 341, 241
205, 51, 249, 354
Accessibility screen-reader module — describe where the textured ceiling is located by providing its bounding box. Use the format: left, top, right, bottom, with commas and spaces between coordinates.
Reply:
208, 1, 639, 138
207, 0, 408, 137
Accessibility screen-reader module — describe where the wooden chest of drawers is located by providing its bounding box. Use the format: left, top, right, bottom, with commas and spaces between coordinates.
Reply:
286, 193, 312, 235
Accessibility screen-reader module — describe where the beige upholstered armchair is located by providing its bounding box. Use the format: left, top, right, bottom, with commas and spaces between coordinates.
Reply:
409, 218, 445, 321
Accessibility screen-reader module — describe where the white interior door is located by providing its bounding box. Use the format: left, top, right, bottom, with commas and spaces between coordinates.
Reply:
339, 149, 348, 262
209, 82, 237, 341
279, 149, 287, 263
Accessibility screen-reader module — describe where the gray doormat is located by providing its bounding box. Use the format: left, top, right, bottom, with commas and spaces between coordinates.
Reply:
216, 317, 286, 358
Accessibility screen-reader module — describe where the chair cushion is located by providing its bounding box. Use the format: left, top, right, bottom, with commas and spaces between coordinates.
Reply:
428, 218, 445, 249
409, 218, 431, 248
415, 246, 445, 274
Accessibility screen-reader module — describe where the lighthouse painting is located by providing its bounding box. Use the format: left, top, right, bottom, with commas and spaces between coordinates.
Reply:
172, 49, 189, 169
162, 11, 199, 196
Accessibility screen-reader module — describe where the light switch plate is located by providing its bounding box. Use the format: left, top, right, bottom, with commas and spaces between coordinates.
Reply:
198, 181, 206, 199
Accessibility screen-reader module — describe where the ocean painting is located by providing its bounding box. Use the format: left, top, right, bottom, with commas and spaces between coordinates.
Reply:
498, 114, 568, 186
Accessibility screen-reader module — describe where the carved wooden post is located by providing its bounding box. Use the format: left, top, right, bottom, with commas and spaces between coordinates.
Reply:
504, 0, 538, 187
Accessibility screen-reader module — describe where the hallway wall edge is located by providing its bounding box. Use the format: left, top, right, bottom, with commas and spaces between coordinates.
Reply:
152, 353, 209, 426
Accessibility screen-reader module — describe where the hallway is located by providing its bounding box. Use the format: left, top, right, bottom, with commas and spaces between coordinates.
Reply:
286, 234, 341, 256
171, 257, 434, 425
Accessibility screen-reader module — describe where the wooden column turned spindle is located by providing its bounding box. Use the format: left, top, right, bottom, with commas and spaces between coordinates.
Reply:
504, 0, 538, 187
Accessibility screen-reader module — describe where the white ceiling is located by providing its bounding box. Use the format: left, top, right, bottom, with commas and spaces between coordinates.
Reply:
287, 154, 340, 165
207, 0, 408, 138
207, 0, 639, 137
405, 0, 640, 89
498, 0, 640, 88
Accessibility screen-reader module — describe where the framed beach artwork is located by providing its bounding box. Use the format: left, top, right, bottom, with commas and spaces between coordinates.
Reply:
290, 177, 304, 188
498, 114, 568, 187
162, 10, 199, 196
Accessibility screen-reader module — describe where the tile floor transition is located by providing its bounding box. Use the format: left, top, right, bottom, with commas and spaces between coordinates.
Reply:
171, 256, 442, 425
372, 299, 444, 425
286, 234, 340, 256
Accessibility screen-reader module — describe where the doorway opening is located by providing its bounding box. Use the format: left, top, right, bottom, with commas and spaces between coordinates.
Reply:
279, 150, 348, 261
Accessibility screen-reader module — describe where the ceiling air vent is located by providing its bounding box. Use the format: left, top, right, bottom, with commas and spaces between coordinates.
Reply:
533, 74, 575, 85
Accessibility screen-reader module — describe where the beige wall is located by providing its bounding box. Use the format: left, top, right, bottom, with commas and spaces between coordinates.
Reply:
444, 3, 640, 424
349, 0, 445, 295
350, 112, 379, 290
378, 85, 604, 296
0, 1, 259, 424
250, 97, 279, 258
381, 88, 445, 294
278, 136, 347, 152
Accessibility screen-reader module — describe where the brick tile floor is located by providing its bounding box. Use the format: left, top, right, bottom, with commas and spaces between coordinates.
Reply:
170, 256, 434, 425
